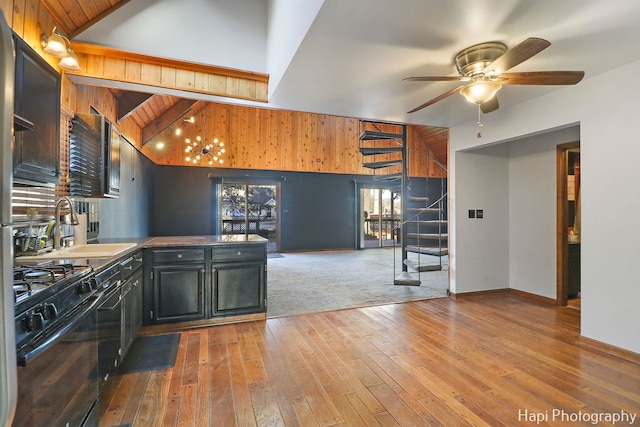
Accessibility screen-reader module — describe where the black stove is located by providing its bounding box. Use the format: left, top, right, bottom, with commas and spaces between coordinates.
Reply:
13, 263, 95, 361
12, 262, 101, 427
13, 264, 88, 303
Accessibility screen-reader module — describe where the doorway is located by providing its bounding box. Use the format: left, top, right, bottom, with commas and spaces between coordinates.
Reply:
218, 182, 279, 252
556, 142, 581, 307
360, 187, 401, 248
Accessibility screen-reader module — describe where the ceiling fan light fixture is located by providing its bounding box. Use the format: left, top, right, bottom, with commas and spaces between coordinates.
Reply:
460, 80, 502, 104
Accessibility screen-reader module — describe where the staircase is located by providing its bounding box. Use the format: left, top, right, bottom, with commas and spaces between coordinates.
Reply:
359, 120, 447, 286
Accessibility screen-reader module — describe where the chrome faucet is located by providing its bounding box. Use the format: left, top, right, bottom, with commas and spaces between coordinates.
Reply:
53, 196, 79, 250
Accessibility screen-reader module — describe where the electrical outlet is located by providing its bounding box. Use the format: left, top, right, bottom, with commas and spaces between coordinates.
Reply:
476, 209, 484, 219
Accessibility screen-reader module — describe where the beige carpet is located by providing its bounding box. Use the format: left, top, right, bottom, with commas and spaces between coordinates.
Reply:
266, 247, 449, 317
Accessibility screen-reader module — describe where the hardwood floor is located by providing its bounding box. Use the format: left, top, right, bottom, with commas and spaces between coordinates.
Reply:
100, 293, 640, 426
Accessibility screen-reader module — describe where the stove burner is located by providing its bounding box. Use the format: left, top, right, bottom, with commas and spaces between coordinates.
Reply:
13, 281, 50, 303
13, 263, 87, 305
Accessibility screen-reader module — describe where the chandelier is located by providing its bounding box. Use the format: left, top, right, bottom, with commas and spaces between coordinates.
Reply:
182, 115, 226, 166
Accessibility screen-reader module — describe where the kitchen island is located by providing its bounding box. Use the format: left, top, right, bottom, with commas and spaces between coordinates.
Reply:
15, 234, 269, 331
141, 234, 268, 330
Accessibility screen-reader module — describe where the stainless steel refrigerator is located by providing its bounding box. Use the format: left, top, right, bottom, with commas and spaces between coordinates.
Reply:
0, 9, 18, 427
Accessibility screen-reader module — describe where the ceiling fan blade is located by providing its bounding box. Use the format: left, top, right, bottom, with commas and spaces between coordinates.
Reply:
404, 76, 465, 82
483, 37, 551, 75
480, 96, 499, 113
500, 71, 585, 85
407, 86, 463, 113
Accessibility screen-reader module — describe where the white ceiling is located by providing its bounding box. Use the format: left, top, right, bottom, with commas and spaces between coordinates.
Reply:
77, 0, 640, 128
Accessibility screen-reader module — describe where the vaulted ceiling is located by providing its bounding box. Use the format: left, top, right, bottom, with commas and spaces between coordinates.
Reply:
41, 0, 640, 168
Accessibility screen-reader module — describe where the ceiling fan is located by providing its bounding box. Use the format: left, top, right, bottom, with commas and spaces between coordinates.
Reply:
405, 37, 585, 115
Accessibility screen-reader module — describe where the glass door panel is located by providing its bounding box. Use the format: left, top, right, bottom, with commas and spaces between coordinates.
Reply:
362, 188, 400, 248
220, 183, 278, 252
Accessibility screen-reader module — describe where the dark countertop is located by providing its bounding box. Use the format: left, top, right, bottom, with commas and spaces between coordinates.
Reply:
143, 234, 268, 247
16, 234, 268, 273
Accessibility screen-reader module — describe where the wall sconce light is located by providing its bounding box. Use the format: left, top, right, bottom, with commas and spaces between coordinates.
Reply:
41, 27, 81, 72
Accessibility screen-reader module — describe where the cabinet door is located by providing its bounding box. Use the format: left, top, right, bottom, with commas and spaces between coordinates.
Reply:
153, 264, 206, 323
213, 262, 265, 315
13, 35, 60, 184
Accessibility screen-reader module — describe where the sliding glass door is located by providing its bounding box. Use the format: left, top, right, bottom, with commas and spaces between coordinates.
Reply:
218, 182, 278, 252
361, 187, 400, 248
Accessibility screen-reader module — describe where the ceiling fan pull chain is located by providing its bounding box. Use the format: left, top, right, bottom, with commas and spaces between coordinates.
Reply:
476, 104, 483, 138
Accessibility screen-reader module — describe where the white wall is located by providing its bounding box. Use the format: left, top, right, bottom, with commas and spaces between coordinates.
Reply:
453, 146, 510, 294
267, 0, 324, 98
508, 127, 579, 299
77, 0, 268, 73
448, 59, 640, 353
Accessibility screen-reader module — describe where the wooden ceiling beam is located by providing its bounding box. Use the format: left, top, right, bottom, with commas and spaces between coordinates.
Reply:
117, 91, 153, 122
69, 42, 269, 103
141, 99, 200, 146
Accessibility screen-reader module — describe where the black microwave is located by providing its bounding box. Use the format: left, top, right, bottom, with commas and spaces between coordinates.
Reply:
70, 113, 120, 198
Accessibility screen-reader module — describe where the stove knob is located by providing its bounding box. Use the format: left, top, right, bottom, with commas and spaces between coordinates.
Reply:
24, 312, 45, 331
76, 281, 90, 295
42, 303, 58, 321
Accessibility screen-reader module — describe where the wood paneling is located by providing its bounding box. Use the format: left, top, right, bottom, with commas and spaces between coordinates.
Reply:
142, 103, 448, 177
100, 292, 640, 426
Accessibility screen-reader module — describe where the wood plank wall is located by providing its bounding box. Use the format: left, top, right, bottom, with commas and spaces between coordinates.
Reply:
2, 1, 446, 179
141, 103, 446, 178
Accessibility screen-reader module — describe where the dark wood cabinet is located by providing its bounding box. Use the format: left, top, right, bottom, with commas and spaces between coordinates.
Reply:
212, 245, 266, 316
149, 248, 206, 323
12, 34, 60, 185
143, 243, 266, 325
213, 263, 265, 315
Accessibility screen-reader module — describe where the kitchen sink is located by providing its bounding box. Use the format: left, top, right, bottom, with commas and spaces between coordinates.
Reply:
18, 243, 137, 260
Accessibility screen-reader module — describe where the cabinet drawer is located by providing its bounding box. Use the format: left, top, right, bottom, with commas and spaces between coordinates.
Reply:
152, 248, 204, 263
211, 245, 265, 262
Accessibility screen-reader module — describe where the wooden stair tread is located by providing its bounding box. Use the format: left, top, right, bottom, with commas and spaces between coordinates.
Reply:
408, 196, 430, 203
394, 272, 421, 286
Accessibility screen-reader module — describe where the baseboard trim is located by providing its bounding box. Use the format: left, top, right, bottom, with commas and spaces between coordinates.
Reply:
578, 336, 640, 364
139, 312, 266, 336
448, 288, 509, 299
508, 288, 557, 305
449, 288, 557, 305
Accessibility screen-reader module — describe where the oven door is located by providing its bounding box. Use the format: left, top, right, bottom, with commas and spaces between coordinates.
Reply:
13, 295, 101, 427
